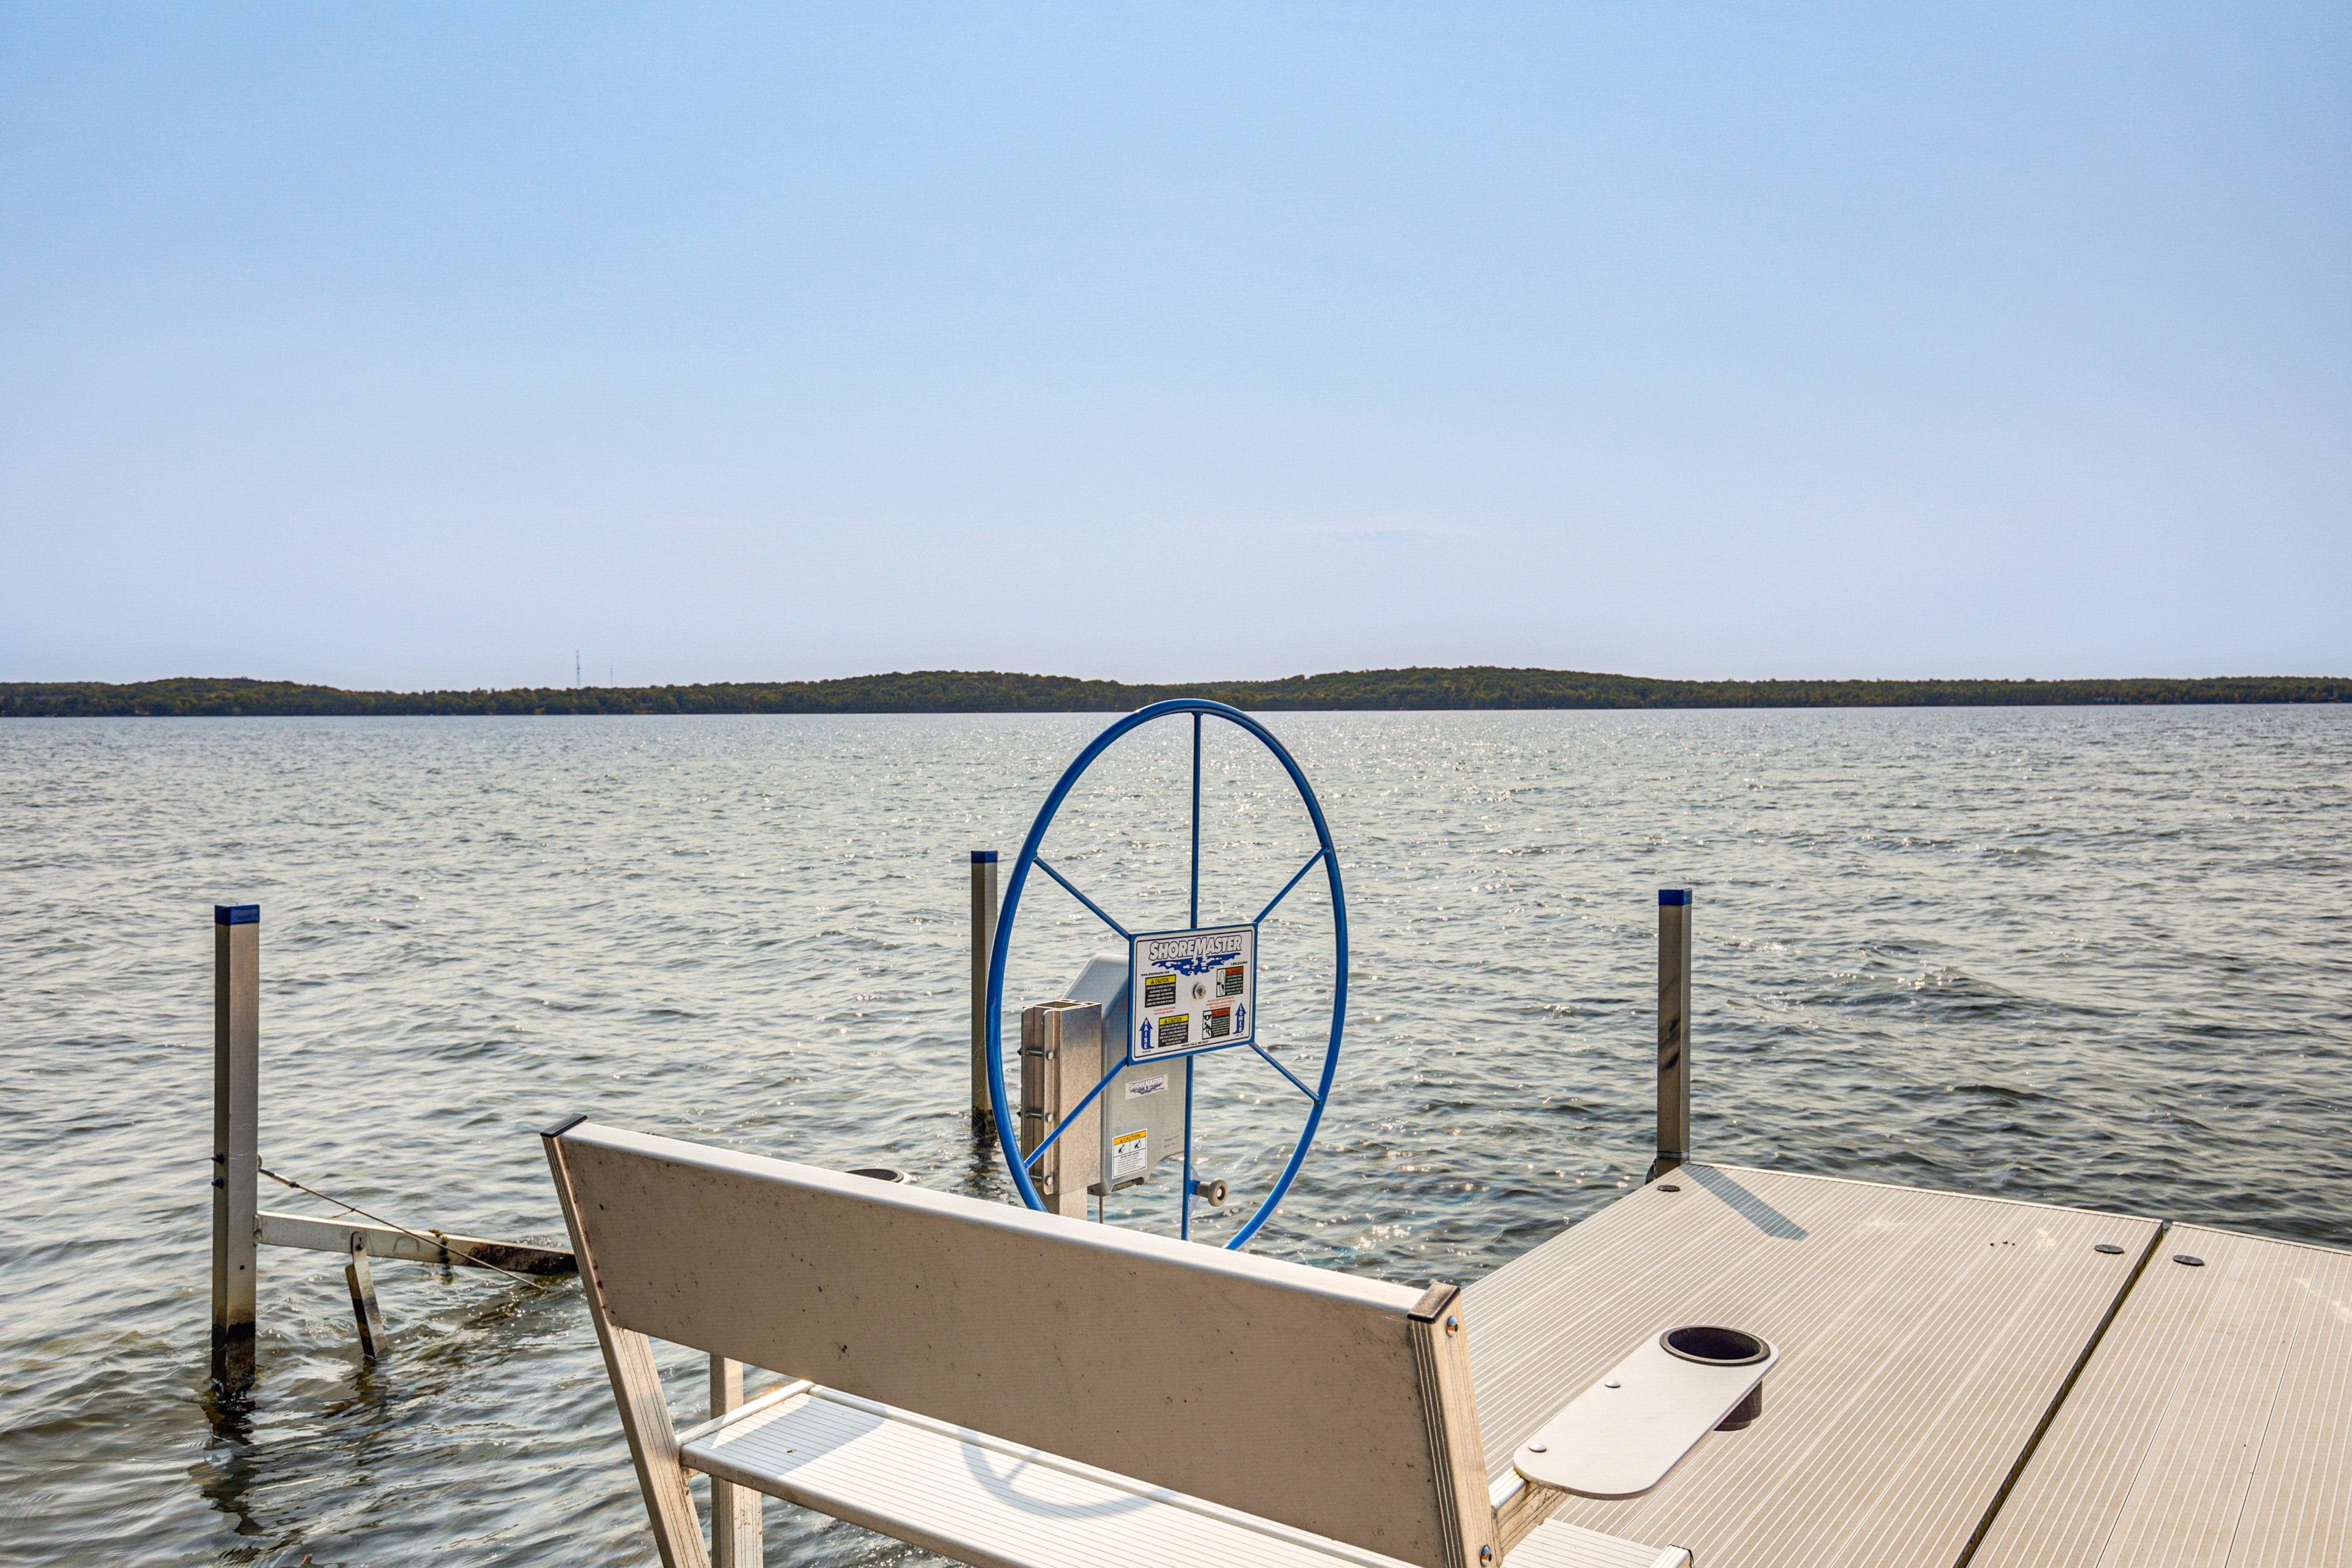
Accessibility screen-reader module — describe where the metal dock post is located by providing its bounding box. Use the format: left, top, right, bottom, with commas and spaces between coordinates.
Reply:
970, 850, 999, 1136
1651, 887, 1692, 1182
211, 902, 260, 1393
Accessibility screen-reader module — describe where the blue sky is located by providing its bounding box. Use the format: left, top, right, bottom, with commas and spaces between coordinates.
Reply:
4, 4, 2345, 688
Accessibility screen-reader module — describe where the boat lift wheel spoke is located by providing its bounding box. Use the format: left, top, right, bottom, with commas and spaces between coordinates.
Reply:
1247, 1043, 1324, 1104
1254, 847, 1328, 926
1024, 1060, 1126, 1167
1031, 856, 1134, 941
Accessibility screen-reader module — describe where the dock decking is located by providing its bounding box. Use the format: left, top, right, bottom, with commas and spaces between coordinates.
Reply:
1972, 1223, 2350, 1568
1464, 1165, 2346, 1568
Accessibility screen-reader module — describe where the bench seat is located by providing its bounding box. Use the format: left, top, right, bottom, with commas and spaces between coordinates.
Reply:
1506, 1522, 1691, 1568
680, 1378, 1687, 1568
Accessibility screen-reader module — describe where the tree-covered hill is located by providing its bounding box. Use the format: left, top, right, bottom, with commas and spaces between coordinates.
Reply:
3, 668, 2346, 717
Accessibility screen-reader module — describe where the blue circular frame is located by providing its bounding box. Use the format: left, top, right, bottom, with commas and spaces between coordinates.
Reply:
984, 699, 1348, 1249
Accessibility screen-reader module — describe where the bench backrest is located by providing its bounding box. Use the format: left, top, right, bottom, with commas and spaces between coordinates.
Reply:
547, 1121, 1491, 1568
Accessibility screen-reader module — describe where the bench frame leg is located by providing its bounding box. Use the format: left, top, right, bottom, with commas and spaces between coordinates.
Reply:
1409, 1283, 1499, 1568
709, 1355, 761, 1567
546, 1131, 712, 1568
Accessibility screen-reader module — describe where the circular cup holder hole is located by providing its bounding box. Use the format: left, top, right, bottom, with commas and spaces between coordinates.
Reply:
848, 1167, 913, 1183
1661, 1325, 1771, 1365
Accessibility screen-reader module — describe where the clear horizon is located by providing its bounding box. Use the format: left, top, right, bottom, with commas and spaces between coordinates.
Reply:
5, 5, 2346, 689
10, 665, 2345, 694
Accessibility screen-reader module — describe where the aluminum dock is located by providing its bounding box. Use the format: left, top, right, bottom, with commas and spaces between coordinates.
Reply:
1471, 1163, 2348, 1567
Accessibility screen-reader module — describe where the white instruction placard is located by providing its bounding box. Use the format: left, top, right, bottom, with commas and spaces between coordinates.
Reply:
1129, 924, 1256, 1062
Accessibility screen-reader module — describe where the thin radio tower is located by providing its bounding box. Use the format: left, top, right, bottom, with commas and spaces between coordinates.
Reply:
575, 650, 581, 688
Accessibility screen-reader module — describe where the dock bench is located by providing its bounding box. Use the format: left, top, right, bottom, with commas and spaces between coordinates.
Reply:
545, 1120, 1719, 1568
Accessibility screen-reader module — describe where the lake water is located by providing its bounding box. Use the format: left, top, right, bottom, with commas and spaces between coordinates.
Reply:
3, 706, 2346, 1566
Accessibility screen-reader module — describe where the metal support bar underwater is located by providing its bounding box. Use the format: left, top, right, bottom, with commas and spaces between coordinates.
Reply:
257, 1210, 575, 1273
1651, 887, 1693, 1182
345, 1235, 386, 1359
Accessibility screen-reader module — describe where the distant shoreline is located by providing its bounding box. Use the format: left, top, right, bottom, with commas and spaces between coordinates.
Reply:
4, 668, 2347, 717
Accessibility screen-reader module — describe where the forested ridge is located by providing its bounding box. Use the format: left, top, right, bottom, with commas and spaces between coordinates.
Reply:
4, 668, 2346, 717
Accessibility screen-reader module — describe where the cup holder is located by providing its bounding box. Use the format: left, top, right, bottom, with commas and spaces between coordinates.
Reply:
1660, 1325, 1771, 1430
1660, 1325, 1770, 1365
847, 1167, 914, 1183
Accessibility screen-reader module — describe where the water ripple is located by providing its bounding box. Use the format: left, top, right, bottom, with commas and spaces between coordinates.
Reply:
0, 706, 2345, 1563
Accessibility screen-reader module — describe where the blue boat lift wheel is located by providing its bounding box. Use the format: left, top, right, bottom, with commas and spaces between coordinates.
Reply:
984, 699, 1348, 1250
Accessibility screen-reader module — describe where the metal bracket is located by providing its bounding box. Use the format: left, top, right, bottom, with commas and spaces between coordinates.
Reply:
345, 1234, 386, 1358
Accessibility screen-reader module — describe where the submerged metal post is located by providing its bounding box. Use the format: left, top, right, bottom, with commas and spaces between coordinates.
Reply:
345, 1234, 386, 1359
970, 850, 1000, 1136
709, 1354, 760, 1566
211, 903, 260, 1393
1651, 887, 1692, 1182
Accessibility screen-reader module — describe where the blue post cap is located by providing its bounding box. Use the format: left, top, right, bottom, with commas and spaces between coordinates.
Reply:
970, 850, 998, 863
1659, 888, 1691, 906
214, 903, 260, 924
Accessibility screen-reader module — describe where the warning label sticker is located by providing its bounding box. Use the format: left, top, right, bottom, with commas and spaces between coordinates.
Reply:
1110, 1128, 1148, 1180
1130, 924, 1256, 1061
